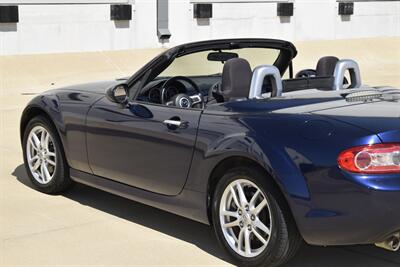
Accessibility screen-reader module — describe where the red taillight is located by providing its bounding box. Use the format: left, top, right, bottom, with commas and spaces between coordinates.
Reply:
338, 143, 400, 174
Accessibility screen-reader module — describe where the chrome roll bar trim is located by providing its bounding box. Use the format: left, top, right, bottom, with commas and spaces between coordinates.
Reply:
249, 65, 283, 99
333, 59, 362, 90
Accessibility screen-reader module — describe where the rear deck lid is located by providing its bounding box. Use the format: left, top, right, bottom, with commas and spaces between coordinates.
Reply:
311, 89, 400, 142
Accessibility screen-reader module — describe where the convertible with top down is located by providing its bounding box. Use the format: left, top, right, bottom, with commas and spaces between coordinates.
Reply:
20, 38, 400, 267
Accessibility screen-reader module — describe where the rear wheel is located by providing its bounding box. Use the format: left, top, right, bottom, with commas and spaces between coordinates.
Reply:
23, 116, 73, 194
212, 167, 302, 267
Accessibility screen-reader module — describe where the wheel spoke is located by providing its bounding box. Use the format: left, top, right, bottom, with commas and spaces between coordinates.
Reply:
221, 210, 239, 218
30, 133, 40, 150
47, 152, 56, 157
254, 219, 271, 236
236, 182, 248, 206
44, 131, 50, 148
237, 228, 245, 251
252, 228, 268, 245
40, 130, 47, 148
47, 159, 56, 166
249, 189, 261, 208
223, 219, 239, 229
253, 198, 268, 215
230, 185, 241, 208
42, 162, 51, 182
29, 155, 39, 164
39, 163, 45, 181
244, 228, 251, 256
29, 139, 38, 151
32, 159, 41, 171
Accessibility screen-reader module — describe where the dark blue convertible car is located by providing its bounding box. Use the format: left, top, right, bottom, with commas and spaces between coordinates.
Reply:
20, 39, 400, 266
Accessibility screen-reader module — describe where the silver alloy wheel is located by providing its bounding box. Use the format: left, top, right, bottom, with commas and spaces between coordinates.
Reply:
26, 125, 57, 184
219, 179, 272, 258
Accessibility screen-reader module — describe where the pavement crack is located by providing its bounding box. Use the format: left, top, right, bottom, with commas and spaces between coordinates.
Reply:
2, 219, 109, 242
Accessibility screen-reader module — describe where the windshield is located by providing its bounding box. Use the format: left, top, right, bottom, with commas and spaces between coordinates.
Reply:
159, 48, 281, 77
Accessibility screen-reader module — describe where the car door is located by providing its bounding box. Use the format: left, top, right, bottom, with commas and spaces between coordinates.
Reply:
85, 97, 201, 196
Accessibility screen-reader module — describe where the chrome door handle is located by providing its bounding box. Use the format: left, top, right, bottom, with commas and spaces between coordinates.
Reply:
163, 119, 189, 129
163, 120, 182, 127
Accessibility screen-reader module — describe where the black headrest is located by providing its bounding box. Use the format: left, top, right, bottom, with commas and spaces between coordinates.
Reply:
221, 58, 252, 101
316, 56, 339, 77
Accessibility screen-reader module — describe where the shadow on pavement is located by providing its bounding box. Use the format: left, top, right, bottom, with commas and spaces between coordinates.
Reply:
12, 164, 400, 267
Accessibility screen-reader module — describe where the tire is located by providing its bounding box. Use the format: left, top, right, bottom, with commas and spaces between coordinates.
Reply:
212, 167, 302, 267
22, 115, 73, 194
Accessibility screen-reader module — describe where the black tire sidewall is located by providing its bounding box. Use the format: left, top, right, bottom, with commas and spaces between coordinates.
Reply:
22, 116, 68, 194
212, 167, 289, 267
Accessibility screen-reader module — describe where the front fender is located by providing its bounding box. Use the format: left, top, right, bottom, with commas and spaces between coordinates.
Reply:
20, 90, 104, 173
21, 93, 64, 144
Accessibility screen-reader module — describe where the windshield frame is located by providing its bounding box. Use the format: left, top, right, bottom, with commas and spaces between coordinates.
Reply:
126, 38, 297, 99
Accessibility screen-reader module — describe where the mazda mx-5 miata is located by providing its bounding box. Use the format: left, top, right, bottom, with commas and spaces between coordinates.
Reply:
21, 38, 400, 266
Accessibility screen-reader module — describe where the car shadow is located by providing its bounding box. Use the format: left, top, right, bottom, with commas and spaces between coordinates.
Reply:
12, 164, 400, 267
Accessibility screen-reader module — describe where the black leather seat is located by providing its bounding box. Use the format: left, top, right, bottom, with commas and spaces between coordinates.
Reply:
208, 58, 253, 103
287, 56, 341, 92
295, 56, 339, 78
316, 56, 339, 77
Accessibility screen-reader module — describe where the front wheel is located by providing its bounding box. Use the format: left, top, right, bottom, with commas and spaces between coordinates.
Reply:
212, 167, 302, 267
23, 115, 73, 194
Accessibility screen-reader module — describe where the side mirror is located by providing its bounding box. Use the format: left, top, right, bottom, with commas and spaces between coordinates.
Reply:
106, 83, 129, 104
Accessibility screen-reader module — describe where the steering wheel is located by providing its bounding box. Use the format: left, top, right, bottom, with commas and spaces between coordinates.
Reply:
160, 76, 203, 109
295, 69, 317, 78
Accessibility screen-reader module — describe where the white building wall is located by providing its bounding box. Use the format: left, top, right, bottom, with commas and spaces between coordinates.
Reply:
0, 0, 399, 55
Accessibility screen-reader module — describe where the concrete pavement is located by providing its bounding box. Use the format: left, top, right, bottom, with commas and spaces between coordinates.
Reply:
1, 38, 400, 266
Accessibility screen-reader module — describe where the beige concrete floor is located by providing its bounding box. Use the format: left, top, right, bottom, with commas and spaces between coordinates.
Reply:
1, 38, 400, 266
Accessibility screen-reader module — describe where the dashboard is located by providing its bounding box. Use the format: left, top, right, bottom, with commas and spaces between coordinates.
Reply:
137, 75, 222, 105
140, 80, 187, 104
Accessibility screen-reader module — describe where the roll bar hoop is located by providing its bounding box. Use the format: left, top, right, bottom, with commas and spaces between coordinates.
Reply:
333, 59, 362, 90
249, 65, 283, 99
